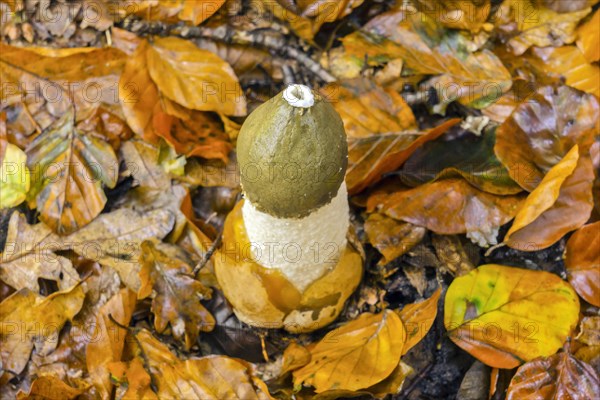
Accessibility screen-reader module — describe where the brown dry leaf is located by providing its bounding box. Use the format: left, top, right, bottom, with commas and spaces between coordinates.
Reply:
372, 179, 523, 247
108, 357, 158, 400
577, 9, 600, 62
398, 287, 440, 355
130, 0, 225, 25
178, 0, 226, 25
15, 375, 84, 400
293, 310, 406, 392
504, 146, 594, 251
0, 285, 85, 377
565, 222, 600, 306
506, 350, 599, 399
147, 36, 246, 116
495, 86, 598, 192
413, 0, 491, 32
0, 212, 77, 292
26, 110, 118, 235
496, 0, 592, 55
86, 289, 137, 399
122, 329, 274, 399
138, 240, 215, 350
431, 235, 476, 276
322, 79, 417, 138
577, 317, 600, 347
445, 264, 580, 369
528, 46, 600, 98
364, 213, 426, 265
356, 11, 512, 111
346, 119, 459, 194
281, 342, 311, 374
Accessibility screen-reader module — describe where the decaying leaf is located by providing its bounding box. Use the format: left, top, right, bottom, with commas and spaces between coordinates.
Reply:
293, 310, 406, 392
565, 222, 600, 307
15, 375, 84, 400
364, 213, 426, 265
26, 110, 118, 235
445, 264, 580, 369
506, 350, 599, 399
413, 0, 491, 32
0, 285, 85, 377
504, 145, 594, 251
371, 178, 523, 247
577, 9, 599, 62
138, 240, 215, 349
347, 119, 460, 194
0, 140, 29, 208
398, 287, 440, 355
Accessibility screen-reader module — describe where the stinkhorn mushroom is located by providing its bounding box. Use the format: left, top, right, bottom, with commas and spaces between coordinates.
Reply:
215, 84, 363, 332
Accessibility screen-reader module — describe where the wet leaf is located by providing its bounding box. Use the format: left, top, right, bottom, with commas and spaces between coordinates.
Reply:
577, 9, 600, 62
445, 264, 580, 369
146, 36, 246, 116
504, 146, 594, 251
138, 241, 215, 349
346, 119, 460, 194
0, 212, 78, 292
372, 179, 523, 247
0, 285, 85, 377
398, 287, 440, 355
497, 0, 591, 55
26, 110, 118, 235
15, 375, 84, 400
0, 140, 29, 208
400, 128, 523, 195
86, 289, 137, 399
565, 222, 600, 306
293, 310, 406, 392
122, 329, 274, 399
359, 12, 512, 111
364, 213, 426, 265
495, 85, 598, 192
506, 351, 599, 399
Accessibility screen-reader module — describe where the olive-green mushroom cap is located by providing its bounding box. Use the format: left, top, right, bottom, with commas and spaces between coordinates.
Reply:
237, 85, 348, 218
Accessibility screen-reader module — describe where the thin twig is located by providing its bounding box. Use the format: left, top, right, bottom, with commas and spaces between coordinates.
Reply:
192, 229, 223, 277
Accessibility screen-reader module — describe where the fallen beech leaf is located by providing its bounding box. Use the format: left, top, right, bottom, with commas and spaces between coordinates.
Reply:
445, 264, 580, 369
359, 12, 512, 111
130, 0, 225, 26
432, 234, 476, 276
0, 285, 85, 376
373, 179, 523, 247
528, 46, 600, 98
138, 241, 215, 349
0, 140, 29, 208
15, 375, 84, 400
86, 289, 137, 399
364, 213, 426, 265
26, 110, 118, 235
293, 310, 406, 392
281, 342, 311, 374
565, 222, 600, 306
0, 212, 78, 292
346, 119, 460, 194
178, 0, 226, 25
398, 287, 441, 355
413, 0, 491, 32
577, 9, 599, 62
124, 329, 274, 399
400, 128, 522, 195
506, 351, 599, 399
495, 85, 598, 192
497, 0, 591, 55
504, 147, 594, 251
108, 358, 158, 400
577, 317, 600, 347
147, 36, 246, 116
322, 79, 417, 138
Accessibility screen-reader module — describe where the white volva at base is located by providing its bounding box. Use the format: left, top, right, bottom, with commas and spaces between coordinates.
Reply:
241, 182, 350, 291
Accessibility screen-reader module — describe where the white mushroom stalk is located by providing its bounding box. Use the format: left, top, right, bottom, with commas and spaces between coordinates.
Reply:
242, 182, 349, 291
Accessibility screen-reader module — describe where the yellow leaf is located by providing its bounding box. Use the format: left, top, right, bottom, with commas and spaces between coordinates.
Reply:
293, 310, 406, 392
444, 264, 580, 369
0, 141, 29, 208
577, 9, 600, 62
398, 287, 441, 355
146, 37, 246, 116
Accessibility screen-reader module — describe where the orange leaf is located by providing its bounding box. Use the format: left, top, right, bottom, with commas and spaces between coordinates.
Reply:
347, 119, 459, 194
16, 376, 84, 400
398, 287, 440, 355
146, 36, 246, 116
506, 351, 599, 399
577, 9, 600, 62
565, 222, 600, 306
364, 213, 426, 265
